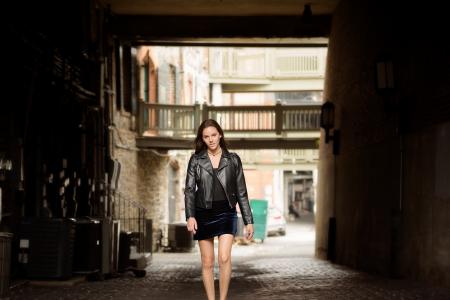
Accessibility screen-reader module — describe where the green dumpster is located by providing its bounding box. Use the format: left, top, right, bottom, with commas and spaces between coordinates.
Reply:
249, 199, 268, 242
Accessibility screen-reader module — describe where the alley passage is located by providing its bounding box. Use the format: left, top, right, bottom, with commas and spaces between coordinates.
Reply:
11, 217, 450, 300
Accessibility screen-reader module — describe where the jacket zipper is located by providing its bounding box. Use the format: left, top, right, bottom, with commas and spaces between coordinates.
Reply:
216, 171, 233, 208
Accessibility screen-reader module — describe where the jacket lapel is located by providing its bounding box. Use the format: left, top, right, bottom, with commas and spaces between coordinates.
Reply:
217, 154, 229, 172
197, 150, 214, 175
197, 149, 231, 175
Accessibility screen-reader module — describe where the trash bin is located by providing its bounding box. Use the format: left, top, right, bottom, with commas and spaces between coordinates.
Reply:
0, 232, 13, 299
249, 199, 268, 242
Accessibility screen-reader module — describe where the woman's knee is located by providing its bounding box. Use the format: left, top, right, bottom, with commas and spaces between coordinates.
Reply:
218, 253, 231, 266
201, 256, 215, 269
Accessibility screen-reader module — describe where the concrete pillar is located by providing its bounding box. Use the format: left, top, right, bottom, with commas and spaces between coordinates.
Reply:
312, 167, 318, 214
273, 169, 284, 213
317, 0, 450, 287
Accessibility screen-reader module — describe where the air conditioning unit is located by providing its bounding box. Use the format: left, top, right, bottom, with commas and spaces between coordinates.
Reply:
18, 218, 76, 279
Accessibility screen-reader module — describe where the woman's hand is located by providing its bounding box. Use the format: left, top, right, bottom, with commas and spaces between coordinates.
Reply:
245, 224, 254, 240
187, 217, 197, 235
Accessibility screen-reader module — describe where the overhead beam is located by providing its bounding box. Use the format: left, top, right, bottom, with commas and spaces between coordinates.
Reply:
220, 79, 324, 92
228, 138, 319, 149
244, 163, 318, 171
111, 15, 332, 43
136, 136, 319, 150
126, 37, 328, 48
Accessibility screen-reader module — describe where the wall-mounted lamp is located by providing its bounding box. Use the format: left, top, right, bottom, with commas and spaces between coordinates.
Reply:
320, 101, 340, 155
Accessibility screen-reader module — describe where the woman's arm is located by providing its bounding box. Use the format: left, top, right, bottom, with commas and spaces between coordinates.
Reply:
184, 154, 197, 221
232, 153, 254, 226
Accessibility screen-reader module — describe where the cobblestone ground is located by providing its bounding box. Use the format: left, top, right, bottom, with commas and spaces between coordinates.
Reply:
10, 215, 450, 300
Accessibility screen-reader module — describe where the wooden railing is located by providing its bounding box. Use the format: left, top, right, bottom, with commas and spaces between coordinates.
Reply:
139, 103, 201, 134
209, 48, 327, 80
138, 101, 321, 136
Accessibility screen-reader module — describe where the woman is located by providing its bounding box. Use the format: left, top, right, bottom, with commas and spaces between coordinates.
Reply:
185, 119, 254, 300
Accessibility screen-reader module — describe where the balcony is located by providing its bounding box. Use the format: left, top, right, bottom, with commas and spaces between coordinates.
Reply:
136, 101, 321, 150
209, 48, 327, 92
234, 149, 319, 170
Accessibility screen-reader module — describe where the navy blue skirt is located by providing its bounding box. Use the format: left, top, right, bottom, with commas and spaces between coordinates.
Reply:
193, 200, 237, 240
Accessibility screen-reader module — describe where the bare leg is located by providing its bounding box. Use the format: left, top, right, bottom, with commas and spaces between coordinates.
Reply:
199, 239, 215, 300
218, 234, 234, 300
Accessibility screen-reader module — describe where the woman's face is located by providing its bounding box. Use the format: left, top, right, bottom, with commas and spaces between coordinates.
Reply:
202, 126, 222, 152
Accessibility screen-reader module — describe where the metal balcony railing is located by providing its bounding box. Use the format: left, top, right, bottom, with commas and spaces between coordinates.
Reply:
112, 191, 148, 253
138, 101, 321, 136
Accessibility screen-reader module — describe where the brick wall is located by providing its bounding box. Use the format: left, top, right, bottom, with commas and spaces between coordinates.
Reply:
137, 149, 170, 249
112, 112, 171, 252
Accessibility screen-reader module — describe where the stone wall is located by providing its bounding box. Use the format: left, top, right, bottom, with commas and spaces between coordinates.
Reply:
137, 149, 170, 249
112, 112, 171, 252
165, 150, 190, 222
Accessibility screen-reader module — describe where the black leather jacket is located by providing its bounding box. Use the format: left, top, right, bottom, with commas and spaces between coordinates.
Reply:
184, 149, 254, 225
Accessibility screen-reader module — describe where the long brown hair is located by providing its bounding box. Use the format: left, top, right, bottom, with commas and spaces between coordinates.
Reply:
194, 119, 228, 154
